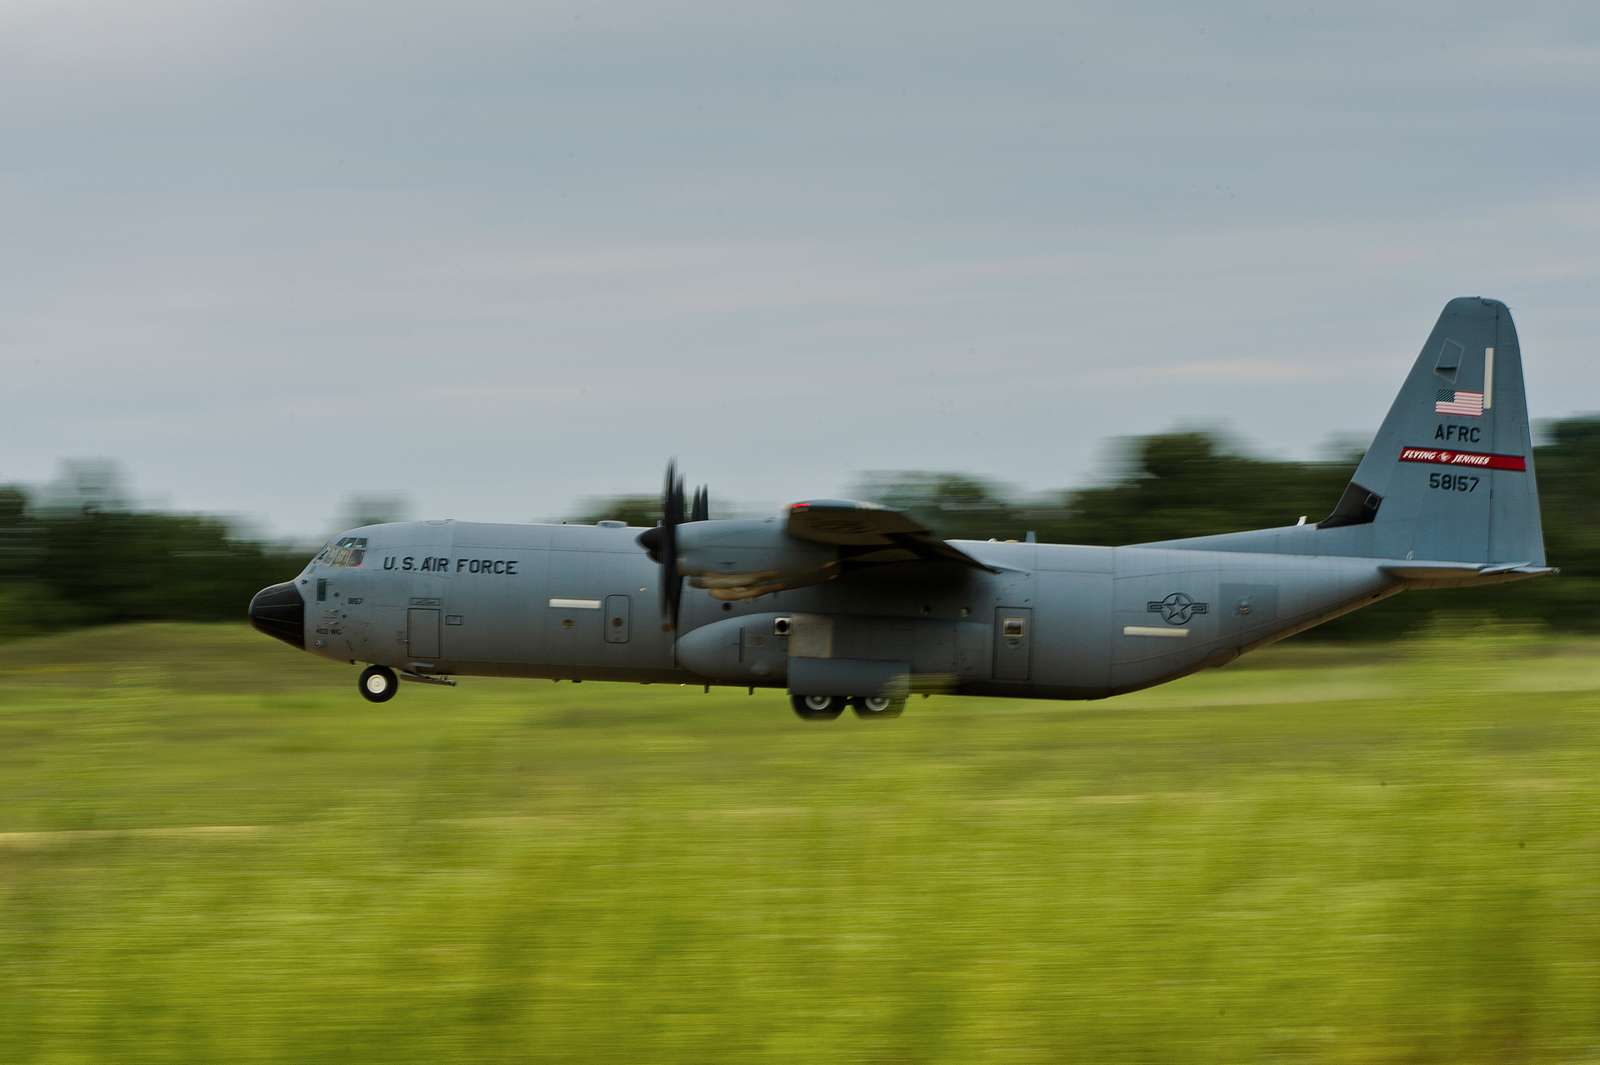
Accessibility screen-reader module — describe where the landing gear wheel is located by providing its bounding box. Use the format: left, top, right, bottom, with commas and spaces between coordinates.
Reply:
790, 693, 844, 721
852, 695, 906, 719
358, 665, 398, 703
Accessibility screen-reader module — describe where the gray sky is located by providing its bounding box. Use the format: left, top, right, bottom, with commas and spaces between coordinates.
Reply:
4, 0, 1597, 539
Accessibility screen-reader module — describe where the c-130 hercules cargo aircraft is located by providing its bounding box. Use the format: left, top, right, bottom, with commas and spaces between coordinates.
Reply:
250, 298, 1553, 720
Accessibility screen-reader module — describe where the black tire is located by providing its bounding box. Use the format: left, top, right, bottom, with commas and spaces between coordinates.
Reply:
358, 665, 398, 703
852, 695, 905, 719
790, 693, 844, 721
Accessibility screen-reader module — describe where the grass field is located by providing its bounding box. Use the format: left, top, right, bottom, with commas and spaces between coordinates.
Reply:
1, 623, 1598, 1064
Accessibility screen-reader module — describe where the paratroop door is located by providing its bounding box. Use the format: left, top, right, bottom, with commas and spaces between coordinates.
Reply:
604, 594, 630, 644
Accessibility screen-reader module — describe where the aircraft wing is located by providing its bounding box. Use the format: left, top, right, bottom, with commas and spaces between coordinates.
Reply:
665, 498, 1002, 603
785, 500, 1001, 573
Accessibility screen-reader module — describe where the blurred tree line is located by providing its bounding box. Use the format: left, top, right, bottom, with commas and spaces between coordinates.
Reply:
0, 464, 307, 642
4, 418, 1596, 642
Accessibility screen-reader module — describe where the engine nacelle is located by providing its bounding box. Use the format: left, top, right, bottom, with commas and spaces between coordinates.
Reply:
675, 518, 839, 599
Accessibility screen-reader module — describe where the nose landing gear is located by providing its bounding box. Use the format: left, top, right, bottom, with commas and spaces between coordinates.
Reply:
358, 665, 397, 703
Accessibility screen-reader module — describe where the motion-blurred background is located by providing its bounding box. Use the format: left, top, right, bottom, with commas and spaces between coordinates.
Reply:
4, 1, 1600, 1062
5, 417, 1600, 644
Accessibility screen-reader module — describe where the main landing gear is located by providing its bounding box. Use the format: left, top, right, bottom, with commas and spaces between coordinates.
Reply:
789, 693, 906, 721
358, 665, 397, 703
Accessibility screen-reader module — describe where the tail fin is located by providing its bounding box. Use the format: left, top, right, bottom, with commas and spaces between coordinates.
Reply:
1320, 297, 1545, 565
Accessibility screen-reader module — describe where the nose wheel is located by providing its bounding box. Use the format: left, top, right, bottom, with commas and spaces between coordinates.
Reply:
358, 665, 398, 703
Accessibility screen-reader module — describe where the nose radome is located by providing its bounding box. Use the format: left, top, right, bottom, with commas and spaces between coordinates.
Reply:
248, 581, 305, 649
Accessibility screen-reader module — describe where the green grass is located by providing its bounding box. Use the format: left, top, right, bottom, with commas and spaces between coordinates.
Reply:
2, 623, 1599, 1064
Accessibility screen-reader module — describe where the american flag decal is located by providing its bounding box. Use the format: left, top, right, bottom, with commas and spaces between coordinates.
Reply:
1435, 389, 1484, 417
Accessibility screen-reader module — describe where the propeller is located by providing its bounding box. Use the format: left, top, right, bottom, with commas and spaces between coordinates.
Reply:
637, 461, 708, 632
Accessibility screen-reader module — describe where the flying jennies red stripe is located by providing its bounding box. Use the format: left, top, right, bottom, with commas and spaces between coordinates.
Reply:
1398, 447, 1526, 471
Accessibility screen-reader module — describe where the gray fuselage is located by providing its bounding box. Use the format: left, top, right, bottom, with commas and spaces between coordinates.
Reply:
290, 519, 1398, 700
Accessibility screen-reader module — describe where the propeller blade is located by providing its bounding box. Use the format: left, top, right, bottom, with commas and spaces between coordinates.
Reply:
636, 460, 688, 632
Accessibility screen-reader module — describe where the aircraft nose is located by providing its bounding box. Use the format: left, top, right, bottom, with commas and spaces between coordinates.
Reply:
248, 581, 305, 649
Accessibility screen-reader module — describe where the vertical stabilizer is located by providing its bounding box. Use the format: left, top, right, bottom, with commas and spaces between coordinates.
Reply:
1320, 297, 1544, 564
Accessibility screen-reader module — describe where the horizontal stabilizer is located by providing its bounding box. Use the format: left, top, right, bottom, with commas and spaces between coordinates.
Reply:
1381, 560, 1558, 587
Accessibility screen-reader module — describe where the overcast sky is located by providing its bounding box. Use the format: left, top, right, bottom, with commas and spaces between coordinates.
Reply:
3, 0, 1597, 539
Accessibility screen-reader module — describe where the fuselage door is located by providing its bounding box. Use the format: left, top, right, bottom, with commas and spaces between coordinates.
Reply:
993, 607, 1032, 682
604, 594, 631, 644
408, 607, 441, 660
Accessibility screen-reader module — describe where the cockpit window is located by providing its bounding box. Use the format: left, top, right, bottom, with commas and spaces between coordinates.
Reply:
324, 536, 368, 567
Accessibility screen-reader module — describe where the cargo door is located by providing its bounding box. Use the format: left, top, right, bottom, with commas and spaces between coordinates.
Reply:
993, 607, 1032, 682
